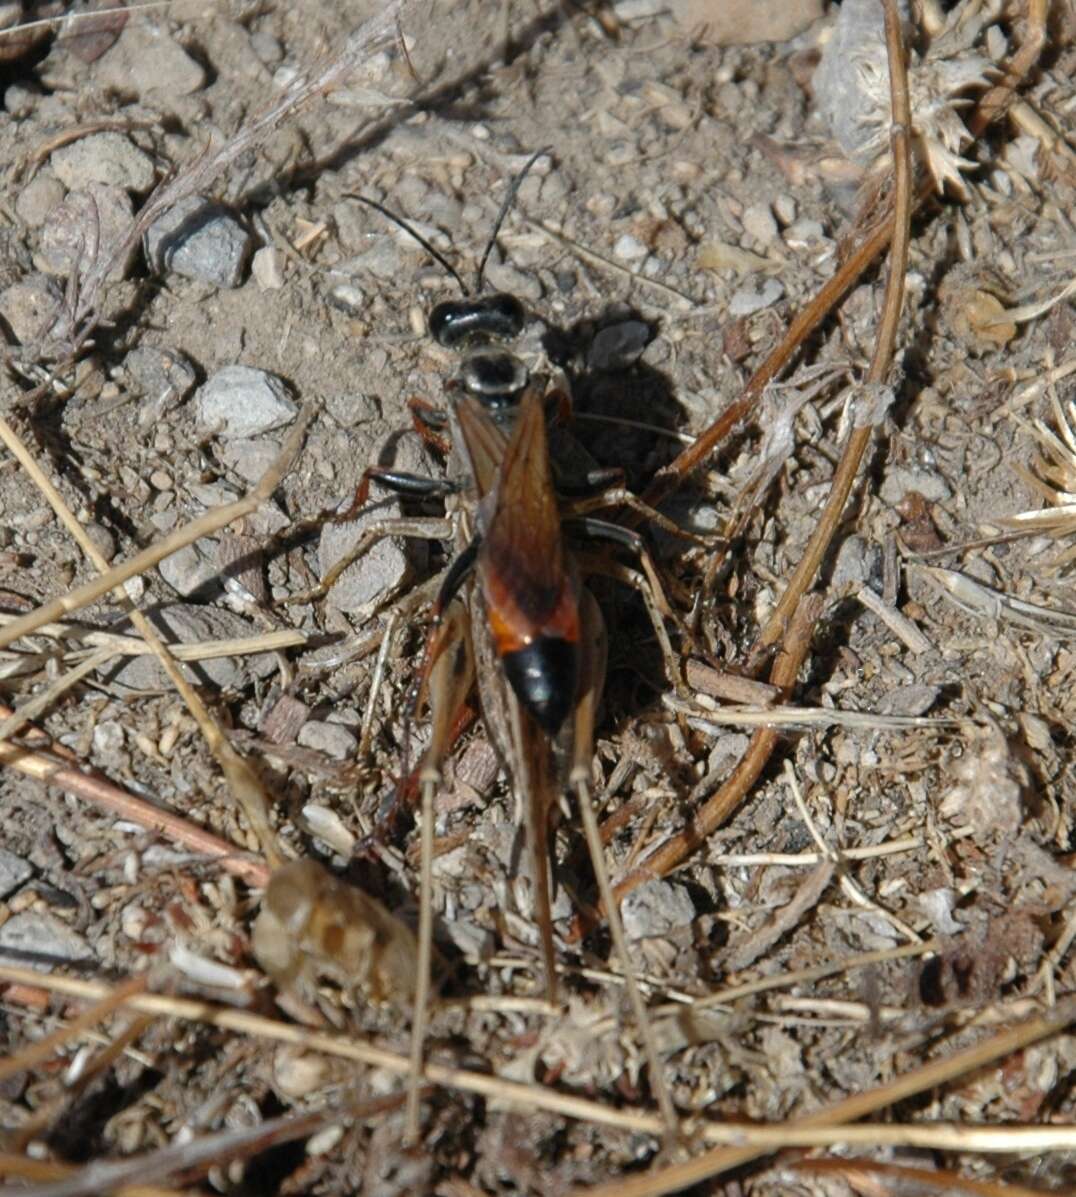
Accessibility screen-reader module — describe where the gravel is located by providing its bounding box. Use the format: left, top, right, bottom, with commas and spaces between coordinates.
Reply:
95, 23, 207, 99
37, 182, 135, 282
50, 131, 155, 192
193, 365, 297, 440
0, 848, 32, 900
102, 603, 278, 692
145, 196, 253, 288
0, 910, 94, 964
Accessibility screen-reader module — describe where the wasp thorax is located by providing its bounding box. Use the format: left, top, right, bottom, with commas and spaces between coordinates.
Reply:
460, 350, 528, 401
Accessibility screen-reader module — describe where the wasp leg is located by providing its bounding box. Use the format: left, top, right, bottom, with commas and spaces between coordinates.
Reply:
407, 397, 452, 455
555, 466, 625, 499
562, 485, 717, 548
407, 596, 475, 1143
282, 515, 453, 607
336, 467, 457, 523
569, 588, 680, 1137
400, 538, 480, 764
569, 517, 691, 693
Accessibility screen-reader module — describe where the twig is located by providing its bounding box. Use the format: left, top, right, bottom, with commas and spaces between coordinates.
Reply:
789, 1156, 1055, 1197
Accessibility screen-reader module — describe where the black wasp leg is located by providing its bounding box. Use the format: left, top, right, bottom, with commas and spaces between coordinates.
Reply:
555, 466, 625, 499
337, 466, 458, 523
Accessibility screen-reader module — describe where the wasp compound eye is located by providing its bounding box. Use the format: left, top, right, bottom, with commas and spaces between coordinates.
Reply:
429, 293, 527, 349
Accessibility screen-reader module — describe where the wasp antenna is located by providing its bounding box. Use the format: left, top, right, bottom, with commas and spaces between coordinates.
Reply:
344, 193, 469, 296
474, 147, 550, 293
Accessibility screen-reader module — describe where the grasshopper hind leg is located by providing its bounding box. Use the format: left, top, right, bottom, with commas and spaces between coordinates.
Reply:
570, 588, 680, 1138
405, 597, 474, 1143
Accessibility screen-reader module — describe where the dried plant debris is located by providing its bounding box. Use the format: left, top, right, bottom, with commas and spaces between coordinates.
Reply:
0, 0, 1074, 1192
814, 0, 997, 195
1003, 392, 1076, 564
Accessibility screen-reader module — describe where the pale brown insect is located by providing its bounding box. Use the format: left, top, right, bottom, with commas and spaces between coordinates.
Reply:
252, 858, 418, 1013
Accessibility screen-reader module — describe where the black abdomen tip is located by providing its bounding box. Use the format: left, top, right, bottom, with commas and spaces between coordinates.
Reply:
502, 637, 578, 735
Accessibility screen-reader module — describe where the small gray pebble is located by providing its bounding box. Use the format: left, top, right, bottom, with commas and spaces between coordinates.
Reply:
126, 345, 197, 416
249, 31, 283, 64
251, 245, 284, 290
0, 274, 62, 344
145, 196, 253, 288
742, 201, 778, 245
194, 365, 297, 440
961, 556, 999, 587
728, 277, 784, 317
218, 437, 286, 486
15, 173, 64, 228
0, 848, 32, 900
96, 24, 206, 99
482, 261, 542, 304
613, 233, 648, 262
157, 540, 220, 598
37, 183, 134, 282
104, 603, 276, 692
83, 521, 117, 563
879, 685, 940, 717
0, 911, 94, 964
297, 720, 358, 761
324, 391, 381, 426
621, 878, 695, 941
5, 83, 38, 118
51, 131, 155, 192
831, 534, 882, 592
327, 281, 365, 315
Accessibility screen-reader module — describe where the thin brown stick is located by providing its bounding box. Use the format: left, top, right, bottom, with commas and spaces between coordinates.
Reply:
789, 1157, 1056, 1197
640, 213, 896, 512
0, 1153, 191, 1197
643, 0, 1048, 508
604, 0, 914, 906
0, 1092, 407, 1197
966, 0, 1047, 139
0, 411, 311, 652
0, 410, 317, 868
755, 0, 912, 651
0, 723, 269, 888
604, 593, 819, 910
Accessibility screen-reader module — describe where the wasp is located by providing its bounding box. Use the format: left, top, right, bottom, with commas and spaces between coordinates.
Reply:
289, 153, 684, 1137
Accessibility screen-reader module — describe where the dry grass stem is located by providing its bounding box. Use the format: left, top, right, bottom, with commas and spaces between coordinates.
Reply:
2, 964, 1075, 1169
